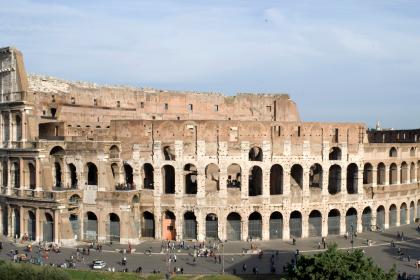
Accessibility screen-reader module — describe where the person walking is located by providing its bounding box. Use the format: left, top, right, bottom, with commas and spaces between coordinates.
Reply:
242, 263, 247, 273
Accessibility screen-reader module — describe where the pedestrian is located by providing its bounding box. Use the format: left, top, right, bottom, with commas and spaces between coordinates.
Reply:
407, 255, 411, 262
401, 232, 404, 241
252, 267, 256, 275
292, 238, 296, 245
242, 263, 247, 273
317, 242, 321, 249
391, 240, 395, 247
323, 241, 326, 249
218, 255, 221, 264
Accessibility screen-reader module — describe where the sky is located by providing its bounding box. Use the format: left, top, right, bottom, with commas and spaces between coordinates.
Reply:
1, 0, 419, 129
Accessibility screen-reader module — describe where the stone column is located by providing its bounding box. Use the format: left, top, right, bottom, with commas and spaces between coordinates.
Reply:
339, 212, 346, 235
242, 219, 248, 241
19, 206, 24, 238
154, 207, 162, 240
241, 168, 249, 199
218, 217, 226, 241
219, 169, 227, 199
97, 212, 106, 243
54, 210, 60, 243
6, 160, 11, 195
357, 170, 363, 195
19, 158, 24, 190
396, 208, 401, 227
175, 210, 182, 241
322, 167, 329, 197
35, 158, 41, 191
196, 211, 205, 241
20, 109, 26, 146
0, 206, 2, 235
283, 168, 291, 197
282, 214, 290, 240
356, 213, 363, 233
321, 214, 328, 237
35, 208, 40, 241
371, 167, 377, 188
261, 213, 269, 241
196, 172, 205, 199
262, 169, 270, 198
384, 165, 389, 185
396, 165, 401, 185
0, 113, 3, 145
384, 206, 389, 229
8, 111, 12, 147
301, 212, 309, 238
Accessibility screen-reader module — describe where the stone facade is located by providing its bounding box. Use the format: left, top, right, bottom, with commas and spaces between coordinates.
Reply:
0, 46, 419, 245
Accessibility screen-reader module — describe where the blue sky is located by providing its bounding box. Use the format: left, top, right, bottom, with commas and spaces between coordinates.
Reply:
1, 0, 419, 129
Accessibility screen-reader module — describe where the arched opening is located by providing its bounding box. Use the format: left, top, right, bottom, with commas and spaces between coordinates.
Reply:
389, 204, 397, 227
410, 147, 416, 157
362, 207, 372, 232
377, 163, 386, 185
54, 162, 62, 188
417, 200, 420, 221
346, 163, 358, 194
409, 201, 415, 224
84, 211, 98, 241
183, 212, 197, 240
328, 165, 341, 194
68, 163, 77, 188
43, 213, 54, 242
328, 209, 340, 235
249, 146, 263, 161
2, 206, 8, 236
226, 212, 241, 241
27, 211, 36, 241
15, 115, 22, 141
162, 211, 176, 240
69, 194, 81, 205
163, 146, 175, 160
376, 206, 385, 230
184, 164, 197, 194
290, 164, 303, 189
270, 164, 283, 195
329, 147, 341, 160
69, 214, 80, 240
249, 166, 262, 196
227, 164, 241, 189
269, 212, 283, 239
309, 164, 323, 189
132, 194, 139, 204
108, 213, 120, 243
13, 208, 20, 237
205, 214, 218, 240
363, 163, 373, 185
400, 162, 408, 184
142, 212, 155, 238
389, 147, 397, 157
11, 162, 20, 189
111, 163, 119, 183
308, 210, 322, 237
290, 211, 302, 238
109, 145, 119, 159
410, 162, 416, 183
248, 212, 262, 240
143, 163, 154, 189
162, 165, 175, 194
28, 163, 36, 190
124, 164, 134, 186
205, 164, 220, 193
86, 162, 98, 185
389, 163, 397, 185
345, 208, 357, 234
400, 203, 407, 225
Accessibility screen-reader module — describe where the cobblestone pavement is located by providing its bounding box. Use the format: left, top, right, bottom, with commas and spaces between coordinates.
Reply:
0, 224, 419, 276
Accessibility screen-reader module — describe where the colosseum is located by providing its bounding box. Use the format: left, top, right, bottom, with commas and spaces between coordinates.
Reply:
0, 46, 419, 245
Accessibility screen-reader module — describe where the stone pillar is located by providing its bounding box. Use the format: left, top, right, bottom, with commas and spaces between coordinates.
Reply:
196, 211, 205, 241
384, 165, 389, 185
321, 214, 328, 237
20, 109, 26, 146
19, 158, 24, 190
242, 219, 248, 241
97, 213, 106, 243
19, 206, 24, 238
357, 170, 363, 195
301, 212, 309, 238
35, 208, 40, 241
196, 172, 205, 199
396, 165, 401, 185
282, 214, 290, 240
8, 111, 12, 147
219, 169, 227, 199
384, 206, 389, 229
396, 208, 401, 227
261, 214, 269, 241
356, 213, 363, 233
154, 207, 162, 240
7, 205, 12, 237
371, 210, 377, 230
0, 206, 2, 235
218, 217, 226, 241
339, 212, 346, 235
0, 113, 3, 146
241, 168, 249, 199
175, 210, 182, 241
322, 167, 329, 197
175, 166, 183, 196
6, 160, 11, 195
283, 168, 291, 197
262, 169, 270, 198
371, 167, 377, 188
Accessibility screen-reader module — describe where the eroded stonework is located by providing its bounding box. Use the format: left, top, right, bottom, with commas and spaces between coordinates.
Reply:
0, 46, 418, 245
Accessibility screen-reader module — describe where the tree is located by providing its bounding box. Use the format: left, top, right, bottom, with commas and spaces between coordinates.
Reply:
287, 244, 396, 280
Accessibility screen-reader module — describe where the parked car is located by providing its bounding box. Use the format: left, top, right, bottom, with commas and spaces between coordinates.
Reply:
92, 260, 106, 270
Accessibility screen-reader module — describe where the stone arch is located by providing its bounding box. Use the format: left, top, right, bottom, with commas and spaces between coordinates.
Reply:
123, 163, 134, 187
389, 147, 398, 157
410, 147, 416, 157
269, 212, 283, 239
183, 211, 197, 240
345, 208, 357, 234
410, 162, 416, 183
249, 146, 263, 161
142, 211, 155, 238
346, 163, 358, 194
67, 163, 77, 188
226, 212, 241, 241
184, 164, 197, 194
308, 210, 322, 237
43, 212, 54, 242
69, 194, 81, 205
249, 166, 262, 196
290, 164, 303, 189
27, 210, 36, 241
377, 163, 386, 185
400, 202, 408, 225
363, 163, 373, 185
28, 162, 36, 189
162, 165, 175, 194
162, 145, 175, 160
389, 163, 397, 185
108, 213, 120, 243
248, 212, 262, 239
162, 210, 176, 240
109, 145, 119, 159
205, 213, 218, 239
376, 206, 385, 230
400, 162, 408, 184
309, 164, 323, 189
389, 204, 397, 227
328, 164, 341, 194
290, 211, 302, 238
362, 207, 372, 232
205, 163, 220, 193
86, 162, 98, 185
227, 163, 241, 189
49, 146, 65, 156
132, 194, 139, 204
270, 164, 283, 195
328, 209, 340, 235
84, 211, 98, 241
143, 163, 154, 189
329, 147, 341, 160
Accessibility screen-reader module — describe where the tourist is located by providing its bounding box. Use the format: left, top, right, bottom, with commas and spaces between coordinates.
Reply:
242, 263, 247, 273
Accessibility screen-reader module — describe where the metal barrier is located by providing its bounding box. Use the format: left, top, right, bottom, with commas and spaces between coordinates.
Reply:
226, 220, 241, 241
290, 217, 302, 238
205, 220, 218, 239
389, 209, 397, 227
248, 220, 262, 239
362, 212, 372, 232
308, 216, 322, 237
328, 215, 340, 235
183, 220, 197, 240
269, 219, 283, 239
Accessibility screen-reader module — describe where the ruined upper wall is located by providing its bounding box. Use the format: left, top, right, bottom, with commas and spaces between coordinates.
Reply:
368, 129, 420, 143
27, 74, 300, 124
0, 47, 29, 103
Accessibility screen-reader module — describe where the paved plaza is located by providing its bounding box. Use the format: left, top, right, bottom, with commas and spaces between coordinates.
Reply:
0, 224, 419, 277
